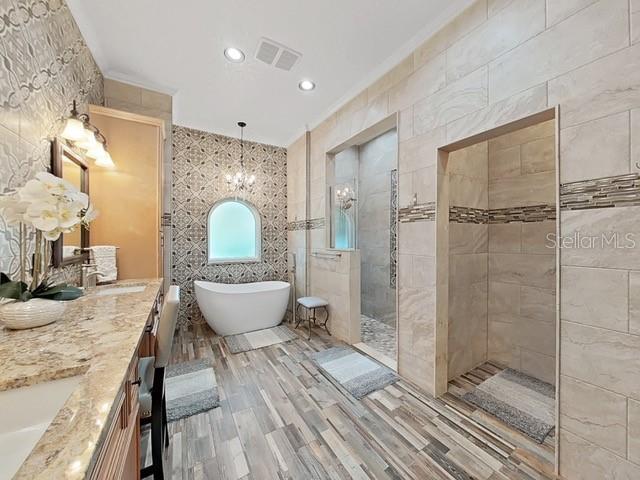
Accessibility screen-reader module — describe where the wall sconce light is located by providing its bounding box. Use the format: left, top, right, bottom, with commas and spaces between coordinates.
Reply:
61, 101, 115, 168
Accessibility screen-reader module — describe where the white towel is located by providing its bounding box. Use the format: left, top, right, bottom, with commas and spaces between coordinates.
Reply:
89, 245, 118, 282
63, 245, 80, 258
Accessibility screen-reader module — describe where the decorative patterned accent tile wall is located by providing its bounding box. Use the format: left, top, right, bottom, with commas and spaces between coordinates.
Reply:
560, 173, 640, 210
398, 202, 436, 222
171, 126, 287, 326
0, 0, 104, 283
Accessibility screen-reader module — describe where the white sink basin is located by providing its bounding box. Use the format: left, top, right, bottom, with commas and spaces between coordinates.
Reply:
96, 285, 146, 296
0, 375, 82, 480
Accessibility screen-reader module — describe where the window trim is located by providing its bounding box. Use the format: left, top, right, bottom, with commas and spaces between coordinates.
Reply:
207, 198, 262, 264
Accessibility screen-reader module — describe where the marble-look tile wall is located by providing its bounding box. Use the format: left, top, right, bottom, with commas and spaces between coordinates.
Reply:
0, 0, 103, 284
172, 126, 287, 326
287, 134, 307, 303
309, 249, 360, 344
358, 130, 397, 326
448, 142, 488, 380
487, 121, 556, 384
287, 0, 640, 475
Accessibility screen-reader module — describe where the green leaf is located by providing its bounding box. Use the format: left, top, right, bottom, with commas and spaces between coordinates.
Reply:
0, 280, 28, 300
35, 285, 83, 301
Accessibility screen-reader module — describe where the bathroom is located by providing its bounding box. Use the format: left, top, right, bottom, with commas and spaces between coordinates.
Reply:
1, 1, 640, 479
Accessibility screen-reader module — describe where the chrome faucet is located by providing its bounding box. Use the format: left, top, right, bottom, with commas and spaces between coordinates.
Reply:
81, 263, 105, 289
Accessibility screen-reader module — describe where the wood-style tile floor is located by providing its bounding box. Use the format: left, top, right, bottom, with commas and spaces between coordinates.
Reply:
157, 324, 556, 480
447, 363, 556, 479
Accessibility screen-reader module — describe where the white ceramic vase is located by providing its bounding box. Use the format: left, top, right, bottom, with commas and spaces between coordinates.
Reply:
0, 298, 66, 330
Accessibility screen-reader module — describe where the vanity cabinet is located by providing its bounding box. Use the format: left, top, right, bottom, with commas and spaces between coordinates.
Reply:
90, 356, 140, 480
90, 287, 162, 479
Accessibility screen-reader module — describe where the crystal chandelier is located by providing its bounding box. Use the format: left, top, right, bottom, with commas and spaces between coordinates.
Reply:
336, 185, 356, 210
226, 121, 256, 194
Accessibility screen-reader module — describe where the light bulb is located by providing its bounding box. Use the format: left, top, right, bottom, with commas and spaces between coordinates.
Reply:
95, 150, 115, 168
61, 118, 85, 141
77, 129, 98, 150
86, 141, 105, 159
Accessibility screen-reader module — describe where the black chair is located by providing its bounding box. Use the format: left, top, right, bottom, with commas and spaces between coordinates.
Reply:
140, 285, 180, 479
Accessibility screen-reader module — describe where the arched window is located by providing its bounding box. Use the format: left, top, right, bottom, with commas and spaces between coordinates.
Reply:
207, 199, 261, 263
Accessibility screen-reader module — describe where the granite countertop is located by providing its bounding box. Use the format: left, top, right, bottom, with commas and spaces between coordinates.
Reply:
0, 278, 163, 479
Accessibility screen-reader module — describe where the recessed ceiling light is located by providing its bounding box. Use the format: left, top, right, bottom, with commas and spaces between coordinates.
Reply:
298, 80, 316, 91
224, 47, 245, 63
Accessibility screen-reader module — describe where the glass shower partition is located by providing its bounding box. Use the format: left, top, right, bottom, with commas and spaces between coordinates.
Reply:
329, 180, 357, 250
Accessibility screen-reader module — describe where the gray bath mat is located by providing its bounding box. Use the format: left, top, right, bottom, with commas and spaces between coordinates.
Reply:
166, 359, 219, 422
225, 325, 297, 353
463, 368, 555, 443
311, 346, 399, 399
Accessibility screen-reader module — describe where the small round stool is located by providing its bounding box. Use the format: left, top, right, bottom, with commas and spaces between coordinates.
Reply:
295, 297, 330, 339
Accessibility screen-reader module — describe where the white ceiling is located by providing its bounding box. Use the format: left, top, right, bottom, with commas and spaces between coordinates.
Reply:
68, 0, 473, 146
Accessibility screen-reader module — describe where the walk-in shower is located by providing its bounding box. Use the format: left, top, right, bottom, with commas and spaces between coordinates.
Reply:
329, 129, 398, 364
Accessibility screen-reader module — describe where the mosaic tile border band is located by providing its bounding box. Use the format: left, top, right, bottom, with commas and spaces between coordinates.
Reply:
398, 202, 436, 223
390, 169, 398, 288
488, 205, 556, 223
287, 218, 326, 231
560, 173, 640, 210
449, 204, 556, 224
449, 206, 488, 224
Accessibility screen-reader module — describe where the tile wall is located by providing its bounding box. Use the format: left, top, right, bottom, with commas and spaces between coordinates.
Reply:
358, 130, 397, 326
487, 120, 556, 384
287, 0, 640, 475
0, 0, 103, 284
447, 142, 488, 380
172, 126, 287, 326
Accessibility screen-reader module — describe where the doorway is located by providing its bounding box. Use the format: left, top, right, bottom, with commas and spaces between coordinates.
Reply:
329, 128, 399, 368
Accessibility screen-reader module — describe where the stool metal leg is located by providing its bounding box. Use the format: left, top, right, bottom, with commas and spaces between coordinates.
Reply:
322, 306, 331, 335
294, 303, 303, 329
307, 308, 313, 340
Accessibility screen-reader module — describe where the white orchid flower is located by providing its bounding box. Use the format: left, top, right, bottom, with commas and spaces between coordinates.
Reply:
69, 190, 89, 210
82, 203, 99, 224
43, 228, 63, 241
19, 178, 54, 203
25, 202, 60, 232
57, 203, 83, 229
35, 172, 75, 195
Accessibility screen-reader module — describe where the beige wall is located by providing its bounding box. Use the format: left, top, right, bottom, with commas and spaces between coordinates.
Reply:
487, 121, 556, 384
287, 0, 640, 476
90, 112, 161, 280
103, 79, 173, 283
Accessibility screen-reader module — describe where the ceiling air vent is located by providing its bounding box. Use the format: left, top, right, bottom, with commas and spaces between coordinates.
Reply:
255, 37, 302, 71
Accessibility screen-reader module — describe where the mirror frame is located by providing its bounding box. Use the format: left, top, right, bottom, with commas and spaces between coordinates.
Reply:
51, 137, 90, 267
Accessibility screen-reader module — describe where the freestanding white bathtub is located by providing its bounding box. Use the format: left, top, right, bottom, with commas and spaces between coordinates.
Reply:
194, 280, 290, 336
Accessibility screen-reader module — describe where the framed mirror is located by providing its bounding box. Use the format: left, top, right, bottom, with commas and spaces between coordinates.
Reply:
51, 138, 90, 267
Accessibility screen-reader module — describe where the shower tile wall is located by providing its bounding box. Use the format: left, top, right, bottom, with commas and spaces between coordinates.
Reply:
487, 120, 556, 385
288, 1, 640, 473
358, 130, 397, 327
448, 142, 488, 380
